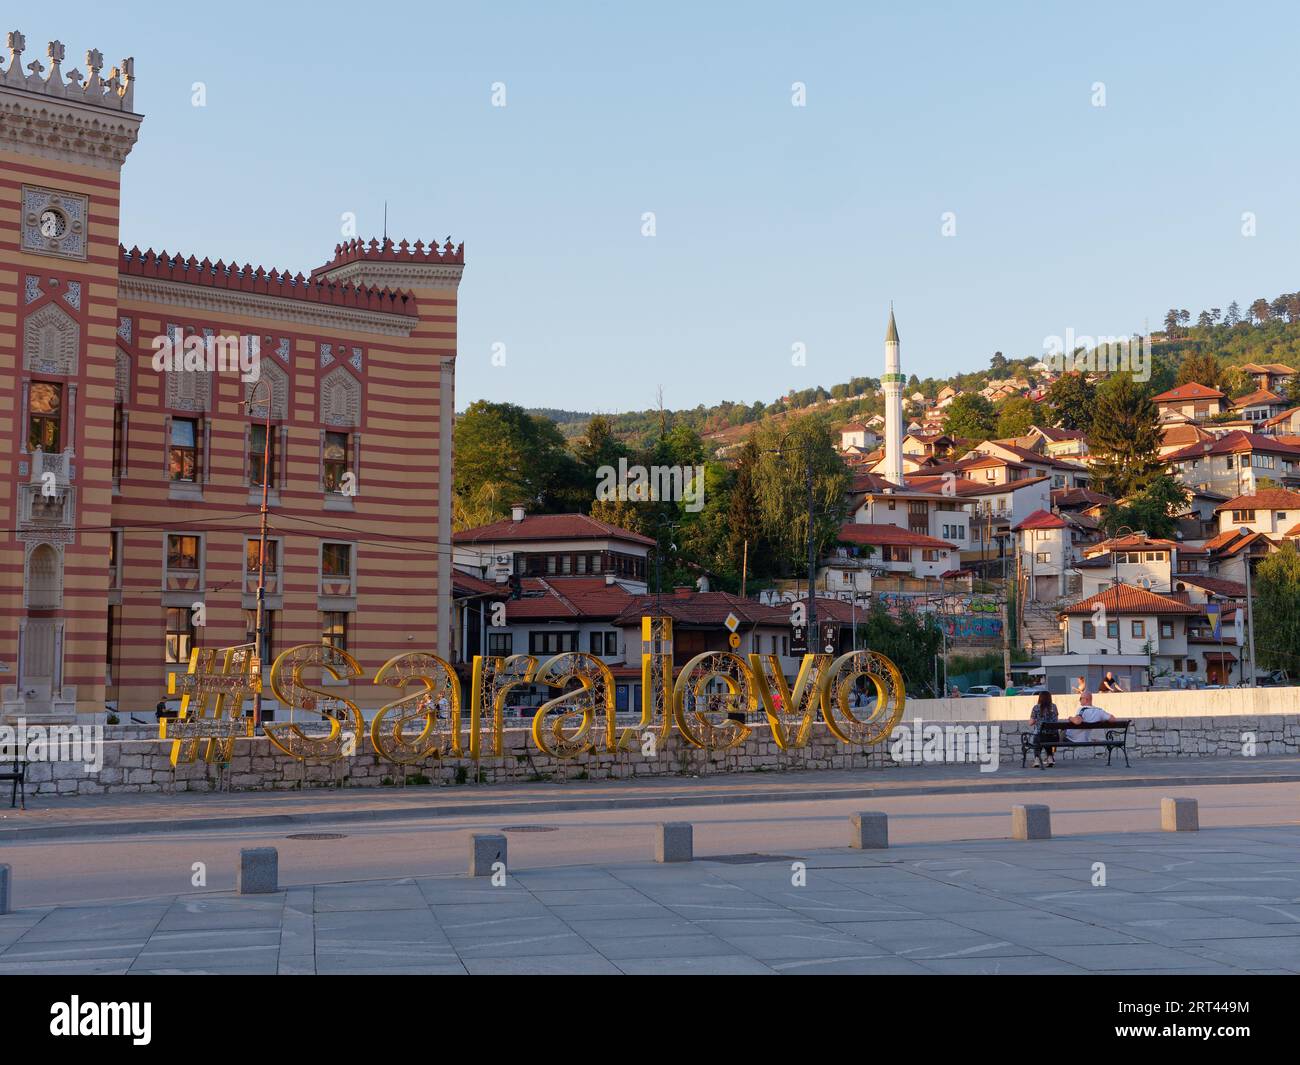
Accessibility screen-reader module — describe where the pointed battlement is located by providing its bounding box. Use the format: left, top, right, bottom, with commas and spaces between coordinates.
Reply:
1, 31, 135, 112
118, 245, 420, 318
312, 237, 465, 277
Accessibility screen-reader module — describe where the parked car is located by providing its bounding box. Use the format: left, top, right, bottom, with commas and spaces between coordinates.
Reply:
963, 685, 1003, 698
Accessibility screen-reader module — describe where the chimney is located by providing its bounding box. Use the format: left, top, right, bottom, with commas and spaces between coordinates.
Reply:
510, 503, 526, 523
673, 586, 693, 599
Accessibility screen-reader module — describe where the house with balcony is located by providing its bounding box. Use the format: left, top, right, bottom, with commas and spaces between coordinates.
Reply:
1165, 431, 1300, 496
1152, 382, 1226, 424
1231, 389, 1291, 426
1059, 584, 1202, 675
828, 523, 961, 588
1240, 362, 1296, 394
453, 507, 654, 592
1213, 489, 1300, 536
1074, 534, 1181, 597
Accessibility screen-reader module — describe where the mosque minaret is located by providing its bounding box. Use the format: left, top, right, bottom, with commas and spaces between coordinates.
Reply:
881, 306, 905, 486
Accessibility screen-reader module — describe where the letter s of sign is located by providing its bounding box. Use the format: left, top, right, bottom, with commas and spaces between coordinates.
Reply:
369, 652, 462, 763
265, 644, 365, 760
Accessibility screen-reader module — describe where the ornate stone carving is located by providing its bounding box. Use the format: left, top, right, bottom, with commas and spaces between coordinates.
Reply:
24, 275, 41, 302
164, 323, 211, 412
20, 185, 88, 260
117, 315, 133, 342
115, 348, 130, 404
23, 301, 79, 374
24, 542, 64, 610
320, 365, 361, 427
245, 357, 288, 420
62, 279, 80, 308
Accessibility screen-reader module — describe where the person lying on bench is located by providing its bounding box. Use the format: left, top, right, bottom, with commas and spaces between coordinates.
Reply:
1066, 692, 1115, 743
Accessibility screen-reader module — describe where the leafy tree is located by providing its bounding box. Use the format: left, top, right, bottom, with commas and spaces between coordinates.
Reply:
751, 415, 849, 578
1088, 375, 1163, 498
1249, 298, 1272, 323
859, 603, 945, 696
943, 393, 996, 441
454, 401, 578, 513
1044, 373, 1096, 432
994, 395, 1037, 439
1099, 475, 1189, 539
989, 351, 1009, 375
1176, 351, 1223, 391
1254, 543, 1300, 674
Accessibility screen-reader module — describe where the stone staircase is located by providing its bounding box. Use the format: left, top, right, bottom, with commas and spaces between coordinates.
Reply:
1020, 602, 1065, 656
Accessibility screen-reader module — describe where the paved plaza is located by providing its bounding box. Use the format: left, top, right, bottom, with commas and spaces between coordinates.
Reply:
3, 824, 1299, 975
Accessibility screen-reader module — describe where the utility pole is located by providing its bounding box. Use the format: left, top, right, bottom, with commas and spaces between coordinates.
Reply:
245, 377, 274, 729
1240, 527, 1257, 686
805, 455, 818, 644
740, 539, 748, 599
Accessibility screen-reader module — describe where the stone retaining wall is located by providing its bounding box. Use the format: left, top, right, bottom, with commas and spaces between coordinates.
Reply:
16, 714, 1300, 797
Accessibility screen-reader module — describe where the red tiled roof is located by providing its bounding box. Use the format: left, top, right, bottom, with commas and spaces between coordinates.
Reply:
1152, 382, 1226, 402
837, 523, 956, 550
504, 577, 639, 620
612, 591, 771, 627
1052, 487, 1114, 509
1214, 489, 1300, 512
454, 513, 655, 546
1174, 574, 1247, 597
452, 571, 503, 597
1060, 584, 1203, 616
1164, 430, 1300, 463
1013, 510, 1067, 531
1032, 425, 1086, 442
1263, 406, 1300, 428
1083, 534, 1178, 556
849, 472, 904, 494
1160, 423, 1214, 448
1241, 362, 1297, 375
1231, 388, 1287, 409
1203, 530, 1274, 556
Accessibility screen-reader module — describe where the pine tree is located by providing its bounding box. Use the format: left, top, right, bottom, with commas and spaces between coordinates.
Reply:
1087, 375, 1163, 498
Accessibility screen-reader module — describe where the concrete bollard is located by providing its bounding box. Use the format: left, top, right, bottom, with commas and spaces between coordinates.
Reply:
470, 833, 507, 877
237, 847, 279, 894
1161, 797, 1199, 832
1012, 804, 1052, 841
849, 812, 889, 849
654, 822, 693, 863
0, 863, 10, 914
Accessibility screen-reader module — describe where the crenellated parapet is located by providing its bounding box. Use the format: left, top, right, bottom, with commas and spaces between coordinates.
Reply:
311, 237, 466, 291
118, 245, 421, 320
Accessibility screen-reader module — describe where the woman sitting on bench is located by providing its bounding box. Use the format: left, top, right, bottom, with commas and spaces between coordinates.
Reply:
1028, 690, 1058, 769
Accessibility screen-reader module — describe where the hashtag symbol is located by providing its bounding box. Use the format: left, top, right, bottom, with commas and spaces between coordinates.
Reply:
161, 644, 260, 765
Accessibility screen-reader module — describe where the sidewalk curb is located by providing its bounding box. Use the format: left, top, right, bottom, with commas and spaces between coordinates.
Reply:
4, 769, 1299, 842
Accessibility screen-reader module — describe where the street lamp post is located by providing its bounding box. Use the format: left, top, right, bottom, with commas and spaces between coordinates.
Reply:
245, 377, 274, 729
1239, 527, 1257, 686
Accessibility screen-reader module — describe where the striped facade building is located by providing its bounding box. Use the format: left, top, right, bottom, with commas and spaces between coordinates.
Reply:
1, 32, 461, 719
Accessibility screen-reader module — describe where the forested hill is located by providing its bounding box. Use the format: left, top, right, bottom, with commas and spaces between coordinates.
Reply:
523, 292, 1300, 447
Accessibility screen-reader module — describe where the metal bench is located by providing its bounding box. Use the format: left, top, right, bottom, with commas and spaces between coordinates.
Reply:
0, 740, 28, 810
1021, 719, 1131, 768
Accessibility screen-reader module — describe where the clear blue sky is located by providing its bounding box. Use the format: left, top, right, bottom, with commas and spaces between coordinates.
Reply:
38, 0, 1300, 413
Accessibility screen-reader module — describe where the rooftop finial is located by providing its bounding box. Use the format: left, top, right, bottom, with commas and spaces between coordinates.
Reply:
0, 29, 136, 110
